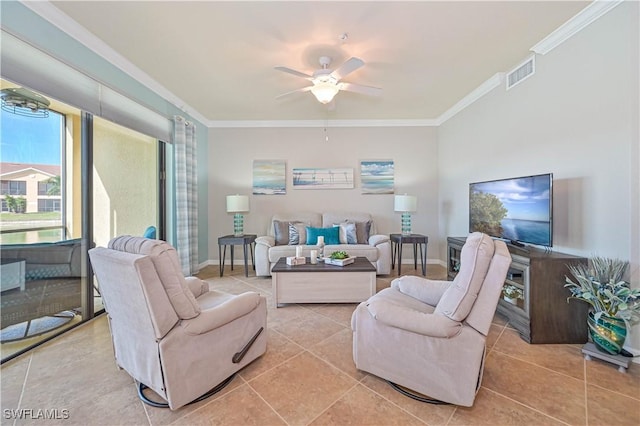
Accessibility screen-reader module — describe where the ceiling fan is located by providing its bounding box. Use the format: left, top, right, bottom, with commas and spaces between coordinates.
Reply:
1, 87, 50, 118
275, 56, 382, 104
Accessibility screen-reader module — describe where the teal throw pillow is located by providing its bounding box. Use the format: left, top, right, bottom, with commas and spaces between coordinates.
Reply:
306, 226, 340, 245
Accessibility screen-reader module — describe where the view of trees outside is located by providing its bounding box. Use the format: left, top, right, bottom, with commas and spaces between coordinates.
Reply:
0, 107, 64, 244
469, 189, 508, 237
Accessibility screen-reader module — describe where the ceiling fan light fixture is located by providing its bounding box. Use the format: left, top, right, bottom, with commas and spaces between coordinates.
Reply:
1, 87, 50, 118
310, 81, 339, 104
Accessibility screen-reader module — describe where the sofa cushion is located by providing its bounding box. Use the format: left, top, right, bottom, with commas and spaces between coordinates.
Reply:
333, 222, 357, 244
273, 220, 289, 245
0, 238, 82, 279
306, 226, 340, 245
288, 222, 308, 245
354, 221, 372, 244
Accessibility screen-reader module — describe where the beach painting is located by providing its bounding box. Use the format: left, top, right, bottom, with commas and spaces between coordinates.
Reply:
361, 160, 394, 194
253, 160, 286, 195
292, 167, 354, 189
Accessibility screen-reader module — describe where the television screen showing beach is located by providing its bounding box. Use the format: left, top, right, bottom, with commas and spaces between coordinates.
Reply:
469, 174, 552, 246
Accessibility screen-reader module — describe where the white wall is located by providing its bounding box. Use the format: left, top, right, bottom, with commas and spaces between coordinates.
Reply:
437, 3, 639, 352
207, 126, 439, 263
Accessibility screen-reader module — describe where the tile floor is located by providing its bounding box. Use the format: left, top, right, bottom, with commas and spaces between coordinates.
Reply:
1, 264, 639, 426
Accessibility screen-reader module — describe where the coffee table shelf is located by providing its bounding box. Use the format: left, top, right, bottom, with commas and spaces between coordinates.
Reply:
271, 256, 376, 307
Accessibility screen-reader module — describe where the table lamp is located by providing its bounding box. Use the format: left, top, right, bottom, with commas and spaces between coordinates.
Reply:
226, 195, 249, 237
394, 194, 417, 235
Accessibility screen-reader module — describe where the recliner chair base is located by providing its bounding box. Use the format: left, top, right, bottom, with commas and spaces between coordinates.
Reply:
386, 381, 451, 405
137, 374, 236, 409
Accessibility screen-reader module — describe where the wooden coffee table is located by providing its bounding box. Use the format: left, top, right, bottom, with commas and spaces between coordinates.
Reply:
271, 256, 376, 307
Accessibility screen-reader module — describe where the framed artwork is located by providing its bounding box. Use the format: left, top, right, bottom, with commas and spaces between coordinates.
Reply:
292, 167, 354, 189
360, 160, 394, 194
253, 160, 286, 195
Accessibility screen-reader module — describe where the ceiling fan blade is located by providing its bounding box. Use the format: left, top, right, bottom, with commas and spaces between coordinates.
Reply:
275, 86, 313, 100
330, 57, 364, 81
274, 66, 314, 80
339, 82, 382, 97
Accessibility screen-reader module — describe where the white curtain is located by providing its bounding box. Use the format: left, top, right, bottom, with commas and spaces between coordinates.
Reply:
174, 116, 198, 275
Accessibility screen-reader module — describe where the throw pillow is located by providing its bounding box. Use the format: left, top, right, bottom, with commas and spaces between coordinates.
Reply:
355, 221, 372, 244
306, 226, 340, 245
288, 222, 308, 245
333, 222, 357, 244
273, 220, 289, 246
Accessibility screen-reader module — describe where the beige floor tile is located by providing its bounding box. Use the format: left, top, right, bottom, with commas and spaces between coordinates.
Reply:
4, 264, 640, 426
309, 328, 365, 381
0, 354, 31, 411
273, 310, 345, 349
586, 383, 640, 426
585, 355, 640, 400
267, 303, 314, 328
482, 351, 586, 425
493, 327, 585, 380
171, 383, 286, 426
249, 351, 356, 425
491, 312, 509, 327
305, 303, 358, 328
205, 277, 261, 295
449, 388, 566, 425
486, 323, 506, 350
238, 328, 303, 381
359, 374, 456, 425
144, 376, 245, 425
310, 383, 426, 425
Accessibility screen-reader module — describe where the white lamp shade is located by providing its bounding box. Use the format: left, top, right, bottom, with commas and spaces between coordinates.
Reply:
310, 82, 339, 104
394, 194, 417, 212
226, 195, 249, 213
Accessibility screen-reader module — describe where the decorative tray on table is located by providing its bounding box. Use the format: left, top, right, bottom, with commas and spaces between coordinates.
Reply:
324, 251, 355, 266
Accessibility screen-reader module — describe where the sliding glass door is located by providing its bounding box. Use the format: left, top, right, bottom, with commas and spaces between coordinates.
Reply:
0, 80, 167, 363
92, 117, 159, 248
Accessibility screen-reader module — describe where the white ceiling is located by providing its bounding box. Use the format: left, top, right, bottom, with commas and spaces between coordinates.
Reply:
46, 1, 590, 124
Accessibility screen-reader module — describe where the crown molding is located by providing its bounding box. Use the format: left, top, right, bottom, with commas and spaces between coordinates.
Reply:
436, 73, 504, 125
20, 0, 621, 130
207, 118, 439, 128
20, 1, 209, 126
531, 0, 623, 55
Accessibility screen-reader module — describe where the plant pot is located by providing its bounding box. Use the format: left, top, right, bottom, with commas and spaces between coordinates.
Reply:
587, 311, 627, 355
504, 296, 518, 305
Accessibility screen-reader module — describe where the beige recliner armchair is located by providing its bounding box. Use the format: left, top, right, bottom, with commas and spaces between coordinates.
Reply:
352, 232, 511, 406
89, 236, 267, 410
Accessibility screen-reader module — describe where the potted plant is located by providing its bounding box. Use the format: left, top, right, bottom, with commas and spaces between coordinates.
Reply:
565, 257, 640, 355
502, 284, 523, 305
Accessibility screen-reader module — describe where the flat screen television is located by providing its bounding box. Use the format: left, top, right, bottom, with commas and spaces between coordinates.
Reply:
469, 173, 553, 247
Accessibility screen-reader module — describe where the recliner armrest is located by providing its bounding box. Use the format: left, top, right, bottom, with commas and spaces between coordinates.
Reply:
392, 276, 451, 306
185, 276, 209, 298
365, 299, 461, 338
255, 236, 275, 248
368, 234, 390, 247
180, 292, 261, 335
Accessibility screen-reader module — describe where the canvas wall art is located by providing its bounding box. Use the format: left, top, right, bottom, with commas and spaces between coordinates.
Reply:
292, 167, 354, 189
253, 160, 286, 195
360, 160, 394, 194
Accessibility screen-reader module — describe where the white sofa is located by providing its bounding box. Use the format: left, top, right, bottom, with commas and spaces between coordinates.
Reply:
255, 212, 391, 277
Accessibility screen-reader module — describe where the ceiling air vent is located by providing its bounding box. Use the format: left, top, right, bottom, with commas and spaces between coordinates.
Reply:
506, 56, 535, 90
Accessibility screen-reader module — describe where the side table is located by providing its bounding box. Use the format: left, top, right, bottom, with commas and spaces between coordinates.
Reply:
218, 234, 257, 277
390, 233, 428, 276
